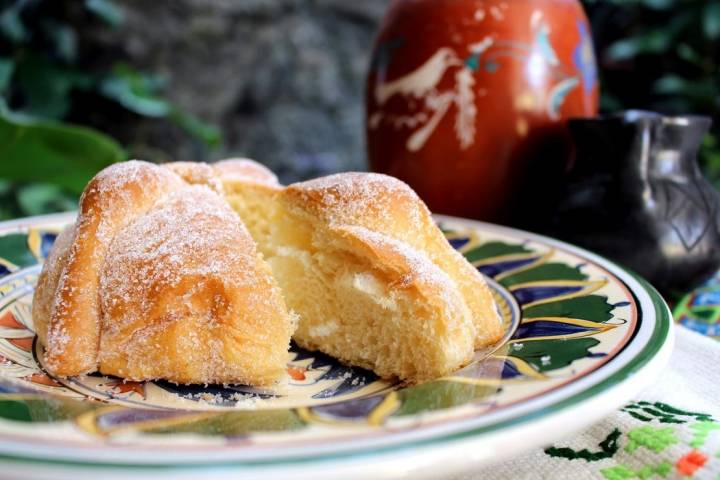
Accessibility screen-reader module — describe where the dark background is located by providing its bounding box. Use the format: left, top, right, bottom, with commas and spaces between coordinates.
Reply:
0, 0, 718, 219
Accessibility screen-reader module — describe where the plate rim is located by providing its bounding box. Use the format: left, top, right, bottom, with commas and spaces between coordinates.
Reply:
0, 212, 673, 475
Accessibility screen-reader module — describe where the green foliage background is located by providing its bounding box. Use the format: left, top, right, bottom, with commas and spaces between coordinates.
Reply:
0, 0, 717, 220
0, 0, 219, 219
581, 0, 720, 183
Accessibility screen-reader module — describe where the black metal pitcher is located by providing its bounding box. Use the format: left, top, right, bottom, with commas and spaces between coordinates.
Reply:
549, 111, 720, 295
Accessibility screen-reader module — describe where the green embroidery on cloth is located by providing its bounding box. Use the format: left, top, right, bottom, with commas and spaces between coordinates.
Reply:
625, 410, 654, 423
690, 421, 720, 449
601, 461, 672, 480
544, 428, 621, 461
601, 465, 634, 480
652, 462, 672, 477
623, 402, 713, 424
626, 426, 678, 453
546, 401, 718, 478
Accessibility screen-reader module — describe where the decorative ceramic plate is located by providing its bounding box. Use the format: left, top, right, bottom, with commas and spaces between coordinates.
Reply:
0, 213, 673, 480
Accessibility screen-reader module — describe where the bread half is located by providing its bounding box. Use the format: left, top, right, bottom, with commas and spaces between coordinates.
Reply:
33, 161, 294, 385
217, 170, 504, 383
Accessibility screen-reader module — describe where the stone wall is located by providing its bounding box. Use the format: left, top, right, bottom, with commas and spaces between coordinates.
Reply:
90, 0, 390, 182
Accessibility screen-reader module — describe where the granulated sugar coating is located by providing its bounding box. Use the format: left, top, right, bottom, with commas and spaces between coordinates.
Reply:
164, 161, 224, 193
37, 161, 185, 376
33, 161, 294, 385
334, 225, 465, 316
212, 158, 280, 186
283, 171, 504, 352
32, 160, 502, 387
285, 172, 428, 231
276, 171, 504, 382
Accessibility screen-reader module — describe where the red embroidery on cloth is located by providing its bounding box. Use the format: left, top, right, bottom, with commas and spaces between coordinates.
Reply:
676, 450, 708, 476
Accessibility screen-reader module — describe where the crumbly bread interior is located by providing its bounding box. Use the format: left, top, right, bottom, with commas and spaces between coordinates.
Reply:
266, 213, 475, 382
34, 159, 500, 386
223, 182, 280, 257
220, 172, 502, 383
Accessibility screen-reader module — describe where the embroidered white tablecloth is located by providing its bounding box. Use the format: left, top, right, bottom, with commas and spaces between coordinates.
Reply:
457, 326, 720, 479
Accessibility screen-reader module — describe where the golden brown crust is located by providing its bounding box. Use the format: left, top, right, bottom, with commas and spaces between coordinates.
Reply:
282, 172, 504, 348
97, 186, 292, 384
33, 161, 500, 385
212, 158, 279, 185
282, 173, 425, 234
164, 159, 278, 187
165, 160, 284, 257
33, 160, 293, 383
32, 224, 76, 348
330, 225, 467, 316
163, 161, 222, 193
163, 159, 282, 207
36, 161, 184, 376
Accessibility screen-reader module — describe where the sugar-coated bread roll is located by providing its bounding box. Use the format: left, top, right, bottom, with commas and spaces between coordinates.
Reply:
32, 160, 294, 385
158, 164, 503, 383
33, 159, 502, 386
264, 173, 503, 383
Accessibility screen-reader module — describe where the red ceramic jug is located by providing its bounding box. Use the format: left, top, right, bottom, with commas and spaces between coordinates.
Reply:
366, 0, 599, 221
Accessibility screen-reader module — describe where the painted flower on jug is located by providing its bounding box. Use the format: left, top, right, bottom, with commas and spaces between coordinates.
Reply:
573, 19, 598, 97
368, 13, 590, 152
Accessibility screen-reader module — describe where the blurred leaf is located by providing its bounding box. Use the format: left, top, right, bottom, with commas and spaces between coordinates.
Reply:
0, 57, 14, 93
704, 134, 718, 150
170, 108, 221, 149
0, 180, 12, 196
100, 63, 170, 117
676, 43, 706, 68
0, 197, 17, 220
40, 20, 78, 63
599, 92, 623, 112
653, 75, 686, 94
99, 63, 221, 147
606, 30, 670, 61
84, 0, 124, 27
15, 54, 94, 119
0, 3, 26, 43
654, 75, 716, 102
700, 134, 720, 188
639, 0, 674, 9
704, 1, 720, 40
16, 183, 76, 216
0, 110, 126, 194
